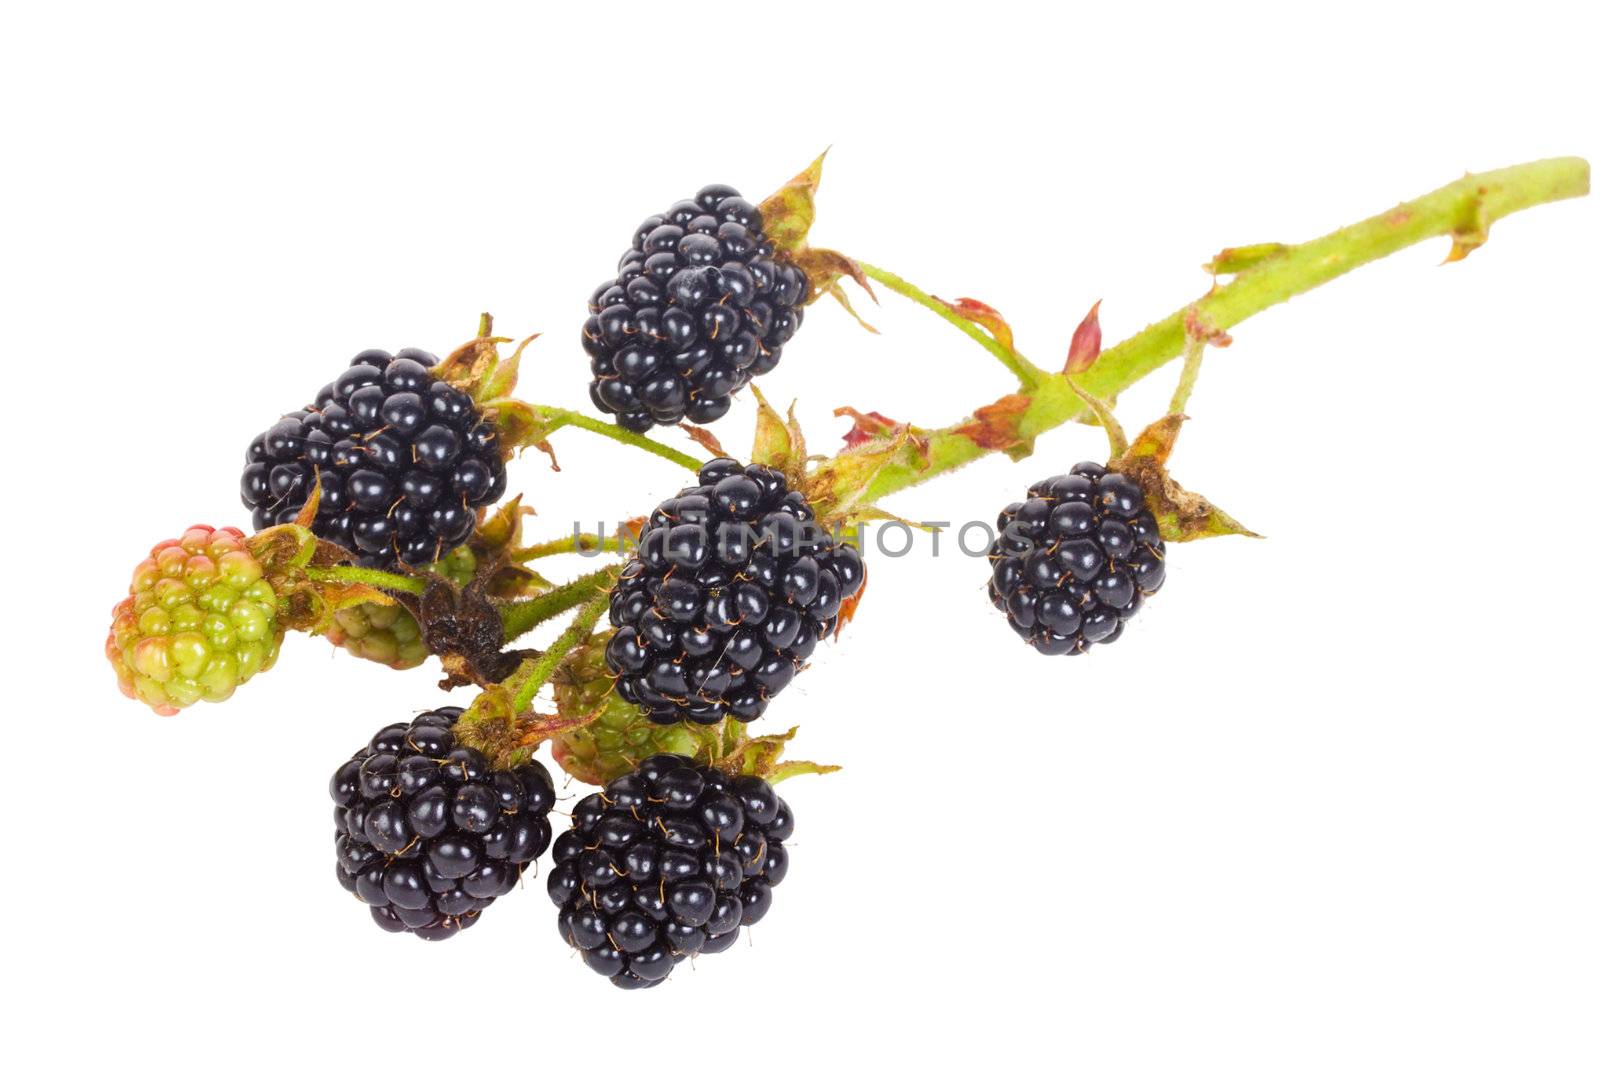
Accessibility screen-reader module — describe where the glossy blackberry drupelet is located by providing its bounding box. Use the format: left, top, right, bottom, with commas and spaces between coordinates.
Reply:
604, 458, 865, 725
331, 707, 555, 941
583, 184, 810, 431
987, 462, 1167, 654
548, 754, 794, 989
241, 349, 508, 569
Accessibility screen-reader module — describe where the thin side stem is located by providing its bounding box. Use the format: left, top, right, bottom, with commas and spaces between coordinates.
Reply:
824, 157, 1588, 506
532, 405, 704, 472
500, 566, 619, 643
512, 591, 612, 713
857, 261, 1049, 388
515, 531, 628, 562
1168, 335, 1207, 416
303, 566, 428, 596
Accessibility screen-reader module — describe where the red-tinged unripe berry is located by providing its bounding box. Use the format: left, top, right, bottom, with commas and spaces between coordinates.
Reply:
106, 525, 282, 714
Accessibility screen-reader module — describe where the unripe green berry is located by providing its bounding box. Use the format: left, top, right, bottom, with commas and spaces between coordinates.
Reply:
106, 525, 282, 715
551, 630, 738, 784
320, 545, 476, 670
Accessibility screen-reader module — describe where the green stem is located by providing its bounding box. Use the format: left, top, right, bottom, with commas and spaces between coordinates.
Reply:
1168, 335, 1206, 416
303, 565, 428, 596
512, 591, 612, 713
532, 405, 704, 472
514, 531, 628, 562
499, 566, 619, 642
830, 157, 1589, 505
857, 261, 1049, 388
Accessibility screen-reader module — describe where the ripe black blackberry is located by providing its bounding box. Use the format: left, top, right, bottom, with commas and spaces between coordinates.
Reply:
331, 706, 555, 940
547, 754, 794, 989
583, 184, 810, 431
987, 461, 1167, 654
604, 458, 864, 725
241, 349, 508, 569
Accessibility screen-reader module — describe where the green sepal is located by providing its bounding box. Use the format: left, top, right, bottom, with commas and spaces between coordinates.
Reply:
433, 313, 531, 405
748, 384, 807, 481
757, 151, 878, 330
758, 150, 826, 252
719, 726, 841, 785
431, 316, 559, 469
547, 630, 840, 785
245, 521, 398, 635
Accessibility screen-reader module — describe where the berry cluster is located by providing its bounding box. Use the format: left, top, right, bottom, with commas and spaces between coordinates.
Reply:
241, 349, 508, 570
331, 707, 555, 940
105, 525, 282, 714
987, 462, 1167, 654
583, 184, 810, 430
605, 458, 865, 724
104, 161, 1267, 995
548, 754, 793, 988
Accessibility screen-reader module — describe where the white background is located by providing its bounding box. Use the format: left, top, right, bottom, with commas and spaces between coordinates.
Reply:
4, 2, 1596, 1064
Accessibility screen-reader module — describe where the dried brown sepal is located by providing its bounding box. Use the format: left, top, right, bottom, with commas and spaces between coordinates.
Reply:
1109, 414, 1261, 542
434, 314, 509, 398
414, 573, 522, 688
278, 578, 397, 636
835, 407, 907, 448
435, 316, 553, 466
788, 246, 879, 326
818, 276, 880, 334
245, 522, 397, 634
942, 296, 1017, 354
480, 396, 559, 470
955, 392, 1033, 456
681, 424, 730, 458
